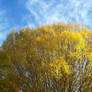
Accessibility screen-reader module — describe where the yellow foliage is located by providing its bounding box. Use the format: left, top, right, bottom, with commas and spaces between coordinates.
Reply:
1, 22, 92, 91
59, 31, 85, 51
87, 53, 92, 61
49, 57, 71, 79
36, 36, 41, 41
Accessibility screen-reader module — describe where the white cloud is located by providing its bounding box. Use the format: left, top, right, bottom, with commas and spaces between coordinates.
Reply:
23, 0, 92, 29
0, 10, 9, 30
0, 8, 13, 46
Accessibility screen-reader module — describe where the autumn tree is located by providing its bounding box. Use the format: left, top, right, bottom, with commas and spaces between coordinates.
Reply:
0, 23, 92, 92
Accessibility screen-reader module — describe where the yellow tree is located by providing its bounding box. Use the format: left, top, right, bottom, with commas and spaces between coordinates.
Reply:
0, 23, 91, 92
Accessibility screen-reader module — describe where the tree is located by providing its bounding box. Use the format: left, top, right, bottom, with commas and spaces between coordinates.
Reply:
0, 23, 92, 92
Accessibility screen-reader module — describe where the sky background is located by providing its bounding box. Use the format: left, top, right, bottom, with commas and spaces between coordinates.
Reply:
0, 0, 92, 46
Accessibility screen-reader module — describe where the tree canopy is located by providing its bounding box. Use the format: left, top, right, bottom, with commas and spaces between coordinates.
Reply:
0, 23, 92, 92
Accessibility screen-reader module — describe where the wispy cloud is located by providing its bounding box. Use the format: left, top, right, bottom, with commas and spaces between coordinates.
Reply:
0, 8, 13, 46
23, 0, 92, 29
0, 10, 9, 31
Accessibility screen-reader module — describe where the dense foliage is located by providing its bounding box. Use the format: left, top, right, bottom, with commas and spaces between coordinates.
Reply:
0, 23, 92, 92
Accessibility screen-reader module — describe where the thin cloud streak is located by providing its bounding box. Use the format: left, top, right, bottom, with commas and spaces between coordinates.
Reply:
0, 8, 14, 46
23, 0, 92, 29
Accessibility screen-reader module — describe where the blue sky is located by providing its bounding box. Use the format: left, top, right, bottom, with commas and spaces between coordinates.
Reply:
0, 0, 92, 46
